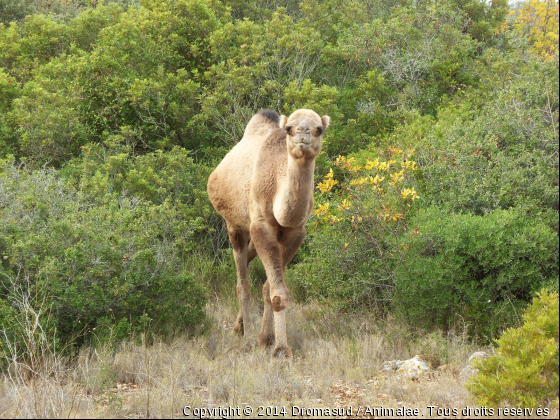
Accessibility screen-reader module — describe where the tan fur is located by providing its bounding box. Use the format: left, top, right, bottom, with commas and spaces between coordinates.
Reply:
208, 109, 330, 357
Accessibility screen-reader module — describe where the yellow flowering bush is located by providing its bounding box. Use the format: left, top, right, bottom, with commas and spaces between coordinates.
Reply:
289, 146, 422, 307
313, 147, 420, 230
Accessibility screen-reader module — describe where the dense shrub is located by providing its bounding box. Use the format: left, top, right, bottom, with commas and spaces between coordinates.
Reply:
0, 150, 210, 357
287, 147, 422, 309
469, 290, 559, 408
393, 207, 558, 339
414, 49, 559, 217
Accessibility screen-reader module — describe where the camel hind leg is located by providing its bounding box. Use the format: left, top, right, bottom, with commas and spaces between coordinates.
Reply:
258, 280, 275, 347
227, 224, 252, 337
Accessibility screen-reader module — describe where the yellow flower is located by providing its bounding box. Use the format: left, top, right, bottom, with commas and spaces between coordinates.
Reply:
327, 215, 342, 224
401, 187, 420, 201
365, 158, 380, 170
390, 213, 403, 222
336, 156, 358, 170
351, 215, 363, 224
350, 176, 368, 186
317, 169, 338, 193
388, 146, 403, 155
338, 199, 352, 211
378, 160, 395, 171
390, 170, 405, 184
314, 202, 330, 217
402, 160, 419, 171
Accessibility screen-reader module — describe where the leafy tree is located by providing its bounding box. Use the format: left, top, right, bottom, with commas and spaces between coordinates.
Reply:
414, 49, 558, 217
0, 0, 37, 24
202, 8, 326, 144
513, 0, 559, 61
0, 14, 70, 83
0, 69, 21, 156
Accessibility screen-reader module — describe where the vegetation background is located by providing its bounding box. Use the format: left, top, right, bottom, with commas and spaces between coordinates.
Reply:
0, 0, 558, 417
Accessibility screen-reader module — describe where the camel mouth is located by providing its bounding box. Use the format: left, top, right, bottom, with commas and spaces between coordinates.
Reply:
295, 141, 311, 149
292, 134, 312, 148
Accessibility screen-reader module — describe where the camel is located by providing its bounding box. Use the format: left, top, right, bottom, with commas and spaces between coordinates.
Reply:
207, 109, 330, 357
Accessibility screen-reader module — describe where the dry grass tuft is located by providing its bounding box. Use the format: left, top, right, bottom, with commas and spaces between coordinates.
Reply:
1, 298, 557, 419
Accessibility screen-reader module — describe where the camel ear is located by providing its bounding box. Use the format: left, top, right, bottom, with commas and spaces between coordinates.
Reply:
321, 115, 330, 130
279, 115, 288, 129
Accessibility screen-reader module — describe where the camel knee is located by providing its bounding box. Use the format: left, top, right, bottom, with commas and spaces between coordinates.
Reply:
271, 293, 288, 312
270, 283, 289, 312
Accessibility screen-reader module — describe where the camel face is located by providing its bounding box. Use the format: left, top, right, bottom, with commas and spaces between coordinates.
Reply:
281, 109, 330, 159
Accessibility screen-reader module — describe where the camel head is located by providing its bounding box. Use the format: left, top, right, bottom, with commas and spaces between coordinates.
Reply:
280, 109, 330, 159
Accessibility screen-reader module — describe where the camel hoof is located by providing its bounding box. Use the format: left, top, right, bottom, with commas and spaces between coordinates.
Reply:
258, 333, 274, 348
272, 345, 293, 359
240, 339, 255, 352
233, 322, 244, 335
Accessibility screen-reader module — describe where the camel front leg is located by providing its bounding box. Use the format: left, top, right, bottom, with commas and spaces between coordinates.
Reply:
280, 226, 306, 270
259, 226, 306, 349
250, 221, 292, 358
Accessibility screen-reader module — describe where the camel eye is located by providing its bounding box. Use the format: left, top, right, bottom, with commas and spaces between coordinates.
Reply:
284, 125, 292, 134
316, 127, 323, 136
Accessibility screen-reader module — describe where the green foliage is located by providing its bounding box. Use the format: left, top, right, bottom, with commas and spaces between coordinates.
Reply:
333, 3, 478, 116
10, 57, 93, 166
0, 0, 557, 359
0, 0, 38, 24
0, 69, 20, 156
0, 149, 210, 358
68, 2, 125, 52
394, 207, 558, 339
450, 0, 509, 43
202, 8, 326, 144
469, 290, 559, 407
414, 49, 559, 217
0, 14, 70, 83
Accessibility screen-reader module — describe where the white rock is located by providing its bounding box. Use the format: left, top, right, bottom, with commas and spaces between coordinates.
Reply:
460, 351, 489, 379
382, 355, 430, 378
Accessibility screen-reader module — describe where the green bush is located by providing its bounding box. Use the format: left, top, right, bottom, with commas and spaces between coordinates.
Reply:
469, 290, 559, 408
393, 207, 559, 339
415, 49, 559, 217
0, 69, 20, 156
0, 150, 210, 358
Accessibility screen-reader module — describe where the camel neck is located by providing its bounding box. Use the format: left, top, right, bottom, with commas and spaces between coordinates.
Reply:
273, 154, 315, 228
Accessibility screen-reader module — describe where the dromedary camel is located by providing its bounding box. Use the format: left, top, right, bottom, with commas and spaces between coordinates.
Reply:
207, 109, 330, 357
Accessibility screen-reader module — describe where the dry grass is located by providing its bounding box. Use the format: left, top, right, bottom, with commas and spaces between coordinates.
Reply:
0, 298, 557, 419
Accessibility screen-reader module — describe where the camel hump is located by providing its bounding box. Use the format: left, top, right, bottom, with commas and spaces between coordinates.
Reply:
243, 109, 283, 139
257, 109, 280, 126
